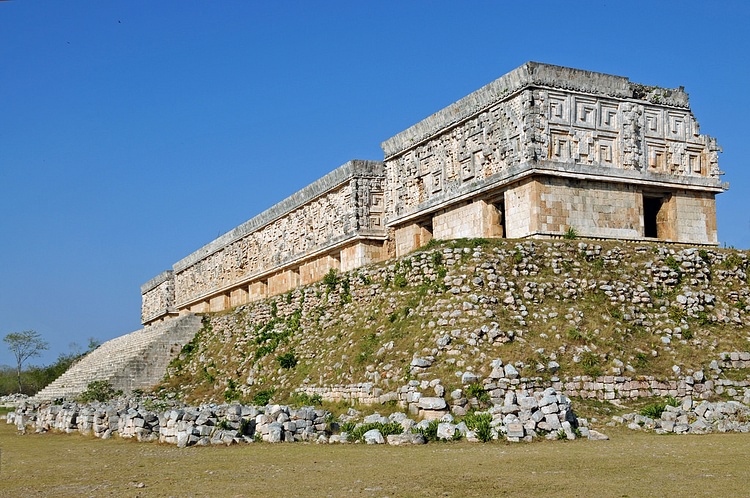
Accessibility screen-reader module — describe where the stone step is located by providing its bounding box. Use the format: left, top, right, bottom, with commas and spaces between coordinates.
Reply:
33, 314, 202, 401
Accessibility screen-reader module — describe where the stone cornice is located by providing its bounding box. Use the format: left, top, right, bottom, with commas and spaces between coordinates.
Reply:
381, 62, 690, 158
173, 160, 385, 273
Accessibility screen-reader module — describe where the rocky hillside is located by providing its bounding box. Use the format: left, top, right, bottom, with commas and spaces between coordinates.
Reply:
156, 239, 749, 408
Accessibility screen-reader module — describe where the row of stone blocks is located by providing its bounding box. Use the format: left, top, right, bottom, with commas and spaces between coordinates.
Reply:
33, 314, 202, 401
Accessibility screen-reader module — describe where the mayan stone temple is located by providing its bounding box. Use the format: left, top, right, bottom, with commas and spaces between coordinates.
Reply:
141, 62, 726, 326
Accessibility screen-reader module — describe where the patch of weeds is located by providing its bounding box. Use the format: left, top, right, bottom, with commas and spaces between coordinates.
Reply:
422, 238, 442, 250
341, 278, 351, 303
412, 419, 440, 442
202, 365, 215, 383
722, 254, 744, 270
277, 351, 298, 369
349, 421, 403, 442
356, 332, 379, 364
323, 268, 339, 293
692, 311, 711, 327
563, 227, 578, 240
639, 396, 680, 419
393, 274, 408, 288
567, 328, 585, 342
664, 256, 681, 273
465, 382, 490, 404
634, 352, 650, 368
339, 421, 357, 434
669, 307, 686, 323
609, 307, 623, 320
580, 351, 602, 377
223, 378, 240, 402
431, 251, 443, 267
251, 388, 276, 406
512, 249, 524, 264
463, 412, 493, 442
358, 273, 372, 285
78, 380, 123, 403
290, 392, 323, 406
592, 257, 605, 272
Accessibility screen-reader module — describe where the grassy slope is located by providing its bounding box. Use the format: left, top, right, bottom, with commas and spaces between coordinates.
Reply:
156, 238, 750, 408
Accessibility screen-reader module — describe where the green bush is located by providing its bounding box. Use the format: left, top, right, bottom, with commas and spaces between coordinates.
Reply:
223, 378, 240, 402
640, 396, 680, 419
393, 274, 408, 288
465, 383, 490, 404
349, 421, 403, 442
563, 227, 578, 240
323, 268, 339, 292
580, 351, 602, 377
277, 352, 298, 369
251, 388, 275, 406
290, 392, 322, 406
463, 412, 494, 443
78, 380, 122, 403
412, 419, 440, 442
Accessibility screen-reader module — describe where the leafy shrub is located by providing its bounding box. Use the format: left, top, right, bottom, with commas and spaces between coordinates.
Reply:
349, 421, 403, 442
580, 351, 602, 377
463, 412, 493, 442
78, 380, 122, 403
339, 421, 357, 434
223, 378, 240, 402
323, 268, 339, 292
277, 352, 298, 369
393, 274, 408, 288
563, 227, 578, 240
640, 396, 680, 419
412, 419, 440, 442
664, 255, 681, 272
465, 383, 490, 404
251, 388, 275, 406
290, 392, 322, 406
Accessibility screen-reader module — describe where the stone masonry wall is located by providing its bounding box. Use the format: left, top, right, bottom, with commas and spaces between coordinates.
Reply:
140, 271, 175, 324
674, 190, 718, 244
142, 63, 726, 324
142, 161, 386, 320
381, 62, 723, 237
536, 177, 641, 239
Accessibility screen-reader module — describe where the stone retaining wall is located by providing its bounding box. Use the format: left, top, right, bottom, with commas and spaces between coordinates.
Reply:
296, 352, 750, 410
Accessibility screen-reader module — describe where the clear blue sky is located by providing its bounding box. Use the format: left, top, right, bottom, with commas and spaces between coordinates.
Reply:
1, 1, 748, 367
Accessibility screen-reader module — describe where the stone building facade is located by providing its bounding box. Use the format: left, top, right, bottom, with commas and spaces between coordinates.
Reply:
141, 62, 726, 324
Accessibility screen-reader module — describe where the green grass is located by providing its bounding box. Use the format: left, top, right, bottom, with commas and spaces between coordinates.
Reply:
154, 238, 750, 406
2, 423, 750, 496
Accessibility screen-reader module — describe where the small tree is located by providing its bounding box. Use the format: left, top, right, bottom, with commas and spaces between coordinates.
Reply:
3, 330, 48, 393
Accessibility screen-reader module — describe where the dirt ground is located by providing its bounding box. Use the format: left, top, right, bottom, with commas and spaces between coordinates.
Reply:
1, 422, 748, 497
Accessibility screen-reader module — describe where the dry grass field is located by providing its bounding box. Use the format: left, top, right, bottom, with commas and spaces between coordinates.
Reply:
1, 422, 749, 497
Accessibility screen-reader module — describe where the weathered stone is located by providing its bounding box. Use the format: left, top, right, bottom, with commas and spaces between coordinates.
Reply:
363, 429, 385, 444
418, 397, 447, 410
386, 433, 426, 445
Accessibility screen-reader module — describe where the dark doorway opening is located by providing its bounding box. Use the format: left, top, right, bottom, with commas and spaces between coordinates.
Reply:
643, 196, 664, 238
494, 201, 506, 238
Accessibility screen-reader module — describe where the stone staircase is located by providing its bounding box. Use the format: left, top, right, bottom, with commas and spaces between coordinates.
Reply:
33, 314, 203, 401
